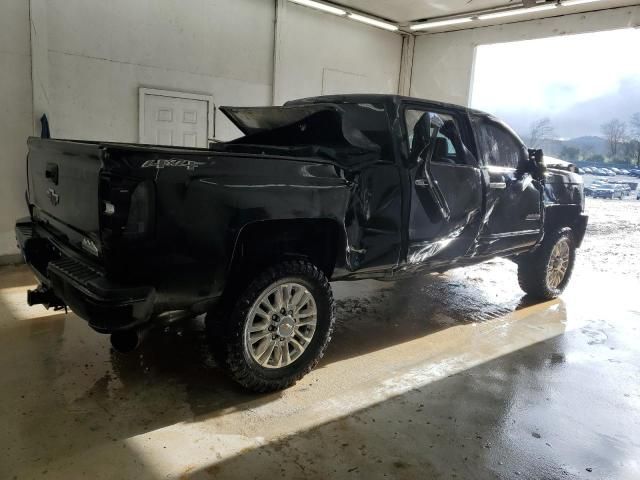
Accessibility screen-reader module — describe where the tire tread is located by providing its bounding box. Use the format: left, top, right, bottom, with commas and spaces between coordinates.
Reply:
207, 259, 335, 392
517, 228, 575, 300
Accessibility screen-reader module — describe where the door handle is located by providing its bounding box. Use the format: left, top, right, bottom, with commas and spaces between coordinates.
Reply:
415, 179, 428, 187
45, 163, 59, 185
489, 182, 506, 189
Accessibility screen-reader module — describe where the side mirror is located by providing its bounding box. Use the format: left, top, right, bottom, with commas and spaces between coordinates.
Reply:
527, 148, 546, 180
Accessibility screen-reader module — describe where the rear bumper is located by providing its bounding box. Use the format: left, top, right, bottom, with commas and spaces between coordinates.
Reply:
15, 218, 156, 333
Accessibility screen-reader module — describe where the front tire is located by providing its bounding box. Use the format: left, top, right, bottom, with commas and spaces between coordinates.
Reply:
207, 260, 335, 392
517, 228, 576, 300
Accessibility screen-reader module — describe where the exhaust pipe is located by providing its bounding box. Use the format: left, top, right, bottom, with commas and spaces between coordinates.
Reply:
110, 325, 152, 353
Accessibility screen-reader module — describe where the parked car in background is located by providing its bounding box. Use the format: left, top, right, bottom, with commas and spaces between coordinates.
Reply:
611, 167, 621, 174
620, 169, 630, 175
581, 167, 592, 174
630, 169, 640, 177
585, 179, 608, 196
609, 180, 631, 194
592, 184, 624, 199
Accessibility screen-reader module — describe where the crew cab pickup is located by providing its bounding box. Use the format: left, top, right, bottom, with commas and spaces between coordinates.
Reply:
16, 94, 588, 391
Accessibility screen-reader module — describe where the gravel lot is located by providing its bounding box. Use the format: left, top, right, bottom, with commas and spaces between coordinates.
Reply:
581, 197, 640, 279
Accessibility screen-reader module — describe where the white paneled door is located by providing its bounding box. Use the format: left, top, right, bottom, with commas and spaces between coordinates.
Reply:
139, 89, 214, 148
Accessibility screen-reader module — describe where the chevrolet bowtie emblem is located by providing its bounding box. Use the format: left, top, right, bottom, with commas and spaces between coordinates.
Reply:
47, 187, 60, 206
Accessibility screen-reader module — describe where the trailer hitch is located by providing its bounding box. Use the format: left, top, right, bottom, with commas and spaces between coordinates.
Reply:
27, 285, 67, 312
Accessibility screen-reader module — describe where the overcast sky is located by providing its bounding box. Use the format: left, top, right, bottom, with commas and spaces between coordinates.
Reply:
470, 28, 640, 139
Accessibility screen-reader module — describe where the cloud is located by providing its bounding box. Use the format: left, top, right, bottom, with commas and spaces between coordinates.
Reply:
470, 28, 640, 138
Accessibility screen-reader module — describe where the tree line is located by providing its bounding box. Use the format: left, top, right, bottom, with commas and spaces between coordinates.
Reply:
525, 113, 640, 166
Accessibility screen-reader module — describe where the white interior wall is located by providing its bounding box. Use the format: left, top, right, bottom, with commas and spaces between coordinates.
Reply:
274, 3, 402, 104
45, 0, 275, 143
44, 0, 402, 144
411, 5, 640, 107
0, 1, 32, 261
0, 0, 403, 258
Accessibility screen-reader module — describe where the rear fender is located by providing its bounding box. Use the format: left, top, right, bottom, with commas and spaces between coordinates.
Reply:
227, 218, 346, 286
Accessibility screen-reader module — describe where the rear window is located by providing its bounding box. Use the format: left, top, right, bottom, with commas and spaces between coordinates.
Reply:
338, 103, 394, 161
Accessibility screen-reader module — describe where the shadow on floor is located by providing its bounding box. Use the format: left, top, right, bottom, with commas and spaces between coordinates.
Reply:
0, 264, 547, 476
186, 325, 639, 480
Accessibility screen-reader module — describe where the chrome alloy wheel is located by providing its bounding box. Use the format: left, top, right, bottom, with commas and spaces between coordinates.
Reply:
244, 281, 318, 369
546, 238, 570, 289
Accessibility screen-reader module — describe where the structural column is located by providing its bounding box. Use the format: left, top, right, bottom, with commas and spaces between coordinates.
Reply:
397, 34, 415, 96
272, 0, 288, 106
29, 0, 50, 135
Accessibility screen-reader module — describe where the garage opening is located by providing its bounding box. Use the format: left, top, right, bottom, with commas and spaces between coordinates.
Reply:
470, 28, 640, 172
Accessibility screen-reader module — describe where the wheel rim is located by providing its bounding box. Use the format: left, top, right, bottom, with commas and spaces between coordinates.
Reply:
546, 238, 570, 290
244, 281, 317, 369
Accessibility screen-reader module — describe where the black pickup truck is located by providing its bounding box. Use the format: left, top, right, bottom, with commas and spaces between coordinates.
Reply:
16, 94, 587, 391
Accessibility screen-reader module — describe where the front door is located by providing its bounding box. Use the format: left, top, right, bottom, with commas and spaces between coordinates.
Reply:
472, 116, 544, 256
405, 108, 483, 269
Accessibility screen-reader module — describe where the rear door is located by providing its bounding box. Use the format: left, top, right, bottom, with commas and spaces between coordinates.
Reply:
404, 106, 483, 267
471, 116, 543, 255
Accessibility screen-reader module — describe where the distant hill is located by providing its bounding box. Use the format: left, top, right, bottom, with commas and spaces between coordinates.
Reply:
489, 77, 640, 141
517, 134, 608, 158
563, 136, 608, 156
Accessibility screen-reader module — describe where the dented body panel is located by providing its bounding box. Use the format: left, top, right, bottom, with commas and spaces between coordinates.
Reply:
16, 94, 587, 333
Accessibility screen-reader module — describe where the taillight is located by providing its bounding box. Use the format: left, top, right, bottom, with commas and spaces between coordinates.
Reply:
123, 180, 155, 240
99, 175, 155, 249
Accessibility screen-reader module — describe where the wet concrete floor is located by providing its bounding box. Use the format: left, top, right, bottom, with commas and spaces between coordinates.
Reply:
1, 198, 639, 479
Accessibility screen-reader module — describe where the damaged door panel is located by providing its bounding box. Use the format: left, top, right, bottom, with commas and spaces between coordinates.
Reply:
16, 94, 588, 392
471, 116, 544, 256
403, 107, 483, 270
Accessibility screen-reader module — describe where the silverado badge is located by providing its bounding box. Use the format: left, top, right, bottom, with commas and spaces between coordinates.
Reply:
47, 187, 59, 206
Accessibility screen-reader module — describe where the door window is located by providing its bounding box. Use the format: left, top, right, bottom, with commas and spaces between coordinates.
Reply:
405, 110, 467, 165
473, 119, 526, 169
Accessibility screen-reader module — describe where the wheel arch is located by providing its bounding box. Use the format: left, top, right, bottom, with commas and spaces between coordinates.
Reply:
227, 218, 346, 288
544, 204, 587, 248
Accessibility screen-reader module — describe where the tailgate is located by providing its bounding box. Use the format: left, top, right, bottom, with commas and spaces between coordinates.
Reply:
28, 137, 103, 238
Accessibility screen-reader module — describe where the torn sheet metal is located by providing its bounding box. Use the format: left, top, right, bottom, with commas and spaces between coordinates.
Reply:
407, 225, 466, 264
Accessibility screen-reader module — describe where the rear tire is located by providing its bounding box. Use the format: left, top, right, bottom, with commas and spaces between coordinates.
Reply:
517, 228, 576, 300
206, 260, 335, 392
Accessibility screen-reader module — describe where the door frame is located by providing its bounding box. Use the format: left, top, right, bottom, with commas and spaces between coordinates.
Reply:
400, 102, 484, 267
471, 115, 544, 255
138, 88, 216, 144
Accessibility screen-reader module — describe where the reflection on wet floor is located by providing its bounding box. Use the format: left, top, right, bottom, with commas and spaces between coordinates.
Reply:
195, 321, 640, 480
1, 198, 639, 479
